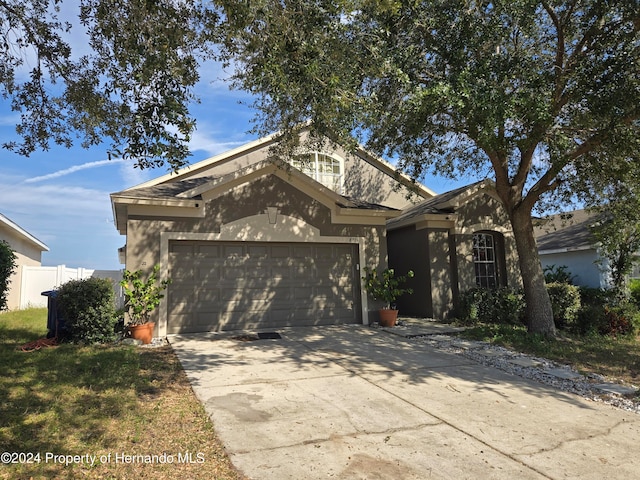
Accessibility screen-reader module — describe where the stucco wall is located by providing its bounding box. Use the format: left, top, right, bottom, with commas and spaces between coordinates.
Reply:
454, 192, 521, 292
124, 174, 388, 326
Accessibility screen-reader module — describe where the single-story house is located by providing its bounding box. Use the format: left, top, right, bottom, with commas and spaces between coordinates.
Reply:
0, 213, 49, 310
534, 209, 611, 288
111, 134, 519, 335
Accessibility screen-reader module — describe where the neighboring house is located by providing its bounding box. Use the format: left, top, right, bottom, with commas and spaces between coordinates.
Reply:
0, 213, 49, 310
110, 133, 516, 335
534, 209, 609, 288
387, 180, 521, 319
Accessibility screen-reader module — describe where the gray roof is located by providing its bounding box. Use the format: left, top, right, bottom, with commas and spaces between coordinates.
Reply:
387, 180, 487, 228
535, 210, 599, 252
115, 174, 398, 212
112, 176, 211, 200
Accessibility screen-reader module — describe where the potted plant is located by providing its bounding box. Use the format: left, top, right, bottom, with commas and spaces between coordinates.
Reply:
120, 264, 171, 344
362, 267, 414, 327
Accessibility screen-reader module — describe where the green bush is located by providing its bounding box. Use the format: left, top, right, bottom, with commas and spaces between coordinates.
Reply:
578, 287, 616, 308
574, 300, 640, 337
57, 277, 118, 344
546, 282, 581, 330
574, 304, 606, 335
457, 287, 525, 326
543, 264, 575, 284
600, 304, 640, 337
458, 288, 490, 324
629, 279, 640, 307
0, 240, 17, 311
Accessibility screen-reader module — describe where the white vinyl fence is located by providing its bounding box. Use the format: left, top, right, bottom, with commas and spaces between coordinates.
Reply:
20, 265, 124, 309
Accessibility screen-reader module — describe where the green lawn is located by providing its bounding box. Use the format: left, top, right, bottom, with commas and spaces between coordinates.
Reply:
0, 309, 245, 480
460, 324, 640, 389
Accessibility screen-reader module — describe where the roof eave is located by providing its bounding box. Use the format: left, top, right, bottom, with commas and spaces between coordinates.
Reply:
0, 213, 49, 251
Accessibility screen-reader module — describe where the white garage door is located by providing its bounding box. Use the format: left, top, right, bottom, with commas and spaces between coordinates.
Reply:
167, 241, 361, 333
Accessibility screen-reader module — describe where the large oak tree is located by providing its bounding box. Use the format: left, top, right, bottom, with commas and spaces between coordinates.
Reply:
218, 0, 640, 335
0, 0, 216, 170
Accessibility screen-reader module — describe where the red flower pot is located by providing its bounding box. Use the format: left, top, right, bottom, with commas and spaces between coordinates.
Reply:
378, 309, 399, 327
128, 322, 155, 345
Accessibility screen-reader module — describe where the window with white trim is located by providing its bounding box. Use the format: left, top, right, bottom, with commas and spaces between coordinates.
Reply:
473, 232, 499, 288
290, 153, 344, 194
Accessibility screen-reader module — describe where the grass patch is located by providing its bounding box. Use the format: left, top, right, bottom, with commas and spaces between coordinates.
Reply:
460, 323, 640, 387
0, 309, 245, 480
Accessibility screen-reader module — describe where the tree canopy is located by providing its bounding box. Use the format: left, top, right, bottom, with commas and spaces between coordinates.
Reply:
218, 0, 640, 335
0, 0, 217, 171
586, 160, 640, 301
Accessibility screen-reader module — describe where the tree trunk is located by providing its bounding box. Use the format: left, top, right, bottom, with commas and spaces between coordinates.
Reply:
510, 207, 556, 336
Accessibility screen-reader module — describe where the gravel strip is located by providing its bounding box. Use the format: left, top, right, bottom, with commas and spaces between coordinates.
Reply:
409, 334, 640, 415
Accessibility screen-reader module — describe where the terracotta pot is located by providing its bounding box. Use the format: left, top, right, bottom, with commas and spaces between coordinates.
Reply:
128, 322, 155, 345
378, 309, 399, 327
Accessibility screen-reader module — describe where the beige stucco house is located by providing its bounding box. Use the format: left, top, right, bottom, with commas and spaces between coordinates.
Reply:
111, 134, 519, 335
0, 213, 49, 310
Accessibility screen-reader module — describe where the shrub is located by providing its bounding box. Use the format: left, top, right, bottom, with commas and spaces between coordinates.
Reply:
574, 301, 640, 337
121, 264, 171, 325
57, 277, 118, 343
629, 279, 640, 308
546, 282, 581, 330
458, 288, 490, 324
457, 287, 525, 325
574, 304, 606, 335
578, 287, 616, 308
600, 304, 640, 337
543, 264, 574, 284
0, 240, 17, 311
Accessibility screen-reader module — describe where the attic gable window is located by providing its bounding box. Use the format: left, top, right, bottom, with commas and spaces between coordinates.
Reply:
290, 153, 344, 194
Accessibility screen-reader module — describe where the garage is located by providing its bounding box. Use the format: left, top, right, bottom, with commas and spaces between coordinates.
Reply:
167, 240, 361, 333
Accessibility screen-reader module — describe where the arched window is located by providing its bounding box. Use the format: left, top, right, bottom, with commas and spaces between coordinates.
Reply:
473, 232, 499, 288
291, 153, 344, 194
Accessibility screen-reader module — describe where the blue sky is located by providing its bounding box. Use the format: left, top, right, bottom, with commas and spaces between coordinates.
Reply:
0, 10, 472, 271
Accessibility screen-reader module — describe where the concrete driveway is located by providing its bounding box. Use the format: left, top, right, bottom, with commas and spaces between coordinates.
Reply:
170, 326, 640, 479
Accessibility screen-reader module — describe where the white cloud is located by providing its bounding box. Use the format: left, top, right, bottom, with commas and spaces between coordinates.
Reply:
188, 121, 252, 156
0, 113, 20, 126
24, 159, 125, 183
0, 177, 122, 269
117, 161, 156, 188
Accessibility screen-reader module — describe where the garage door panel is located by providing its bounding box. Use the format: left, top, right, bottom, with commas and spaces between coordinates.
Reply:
167, 240, 360, 333
270, 245, 290, 258
170, 243, 194, 254
293, 245, 313, 257
220, 266, 246, 280
245, 266, 270, 279
169, 286, 196, 303
269, 266, 291, 279
196, 244, 220, 256
170, 262, 195, 279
